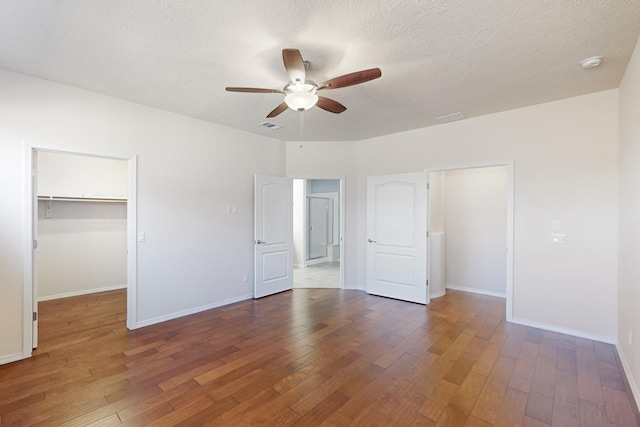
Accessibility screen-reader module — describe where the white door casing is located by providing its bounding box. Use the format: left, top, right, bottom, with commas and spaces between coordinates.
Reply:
31, 150, 38, 348
254, 175, 293, 298
366, 172, 428, 304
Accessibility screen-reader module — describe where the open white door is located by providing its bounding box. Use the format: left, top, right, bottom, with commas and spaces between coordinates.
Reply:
254, 175, 293, 298
366, 172, 428, 304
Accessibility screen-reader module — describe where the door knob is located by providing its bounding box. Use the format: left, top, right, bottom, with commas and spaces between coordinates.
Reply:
368, 238, 376, 243
256, 240, 266, 244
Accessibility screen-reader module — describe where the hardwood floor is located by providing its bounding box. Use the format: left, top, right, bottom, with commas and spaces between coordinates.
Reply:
1, 289, 638, 426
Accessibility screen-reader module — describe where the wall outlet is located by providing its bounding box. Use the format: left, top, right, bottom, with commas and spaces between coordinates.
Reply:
551, 233, 566, 244
243, 273, 248, 282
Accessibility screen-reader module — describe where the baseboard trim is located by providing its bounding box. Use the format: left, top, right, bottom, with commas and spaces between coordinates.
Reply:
306, 257, 330, 266
430, 290, 446, 299
510, 316, 616, 345
134, 294, 253, 329
38, 284, 127, 302
445, 284, 506, 299
616, 343, 640, 411
0, 352, 29, 366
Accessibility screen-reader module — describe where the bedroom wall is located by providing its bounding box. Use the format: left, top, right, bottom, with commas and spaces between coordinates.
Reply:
287, 90, 618, 342
37, 151, 128, 300
0, 69, 284, 364
618, 35, 640, 402
357, 90, 618, 341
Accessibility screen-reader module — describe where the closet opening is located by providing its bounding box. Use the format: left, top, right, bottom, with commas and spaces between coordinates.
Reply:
24, 143, 137, 355
427, 162, 514, 319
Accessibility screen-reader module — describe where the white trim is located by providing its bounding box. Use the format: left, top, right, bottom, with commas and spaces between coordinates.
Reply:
430, 290, 446, 299
126, 156, 138, 329
0, 353, 28, 366
446, 285, 506, 299
511, 316, 616, 345
426, 160, 515, 322
22, 143, 35, 359
306, 257, 331, 266
616, 343, 640, 411
38, 285, 127, 302
134, 294, 253, 329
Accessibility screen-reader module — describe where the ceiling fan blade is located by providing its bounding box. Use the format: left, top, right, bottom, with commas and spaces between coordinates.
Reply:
316, 96, 347, 114
282, 48, 306, 84
267, 102, 289, 118
318, 68, 382, 90
226, 87, 283, 94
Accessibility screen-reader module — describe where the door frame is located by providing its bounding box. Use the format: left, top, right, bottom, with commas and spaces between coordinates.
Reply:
23, 140, 138, 357
290, 176, 345, 289
425, 160, 514, 322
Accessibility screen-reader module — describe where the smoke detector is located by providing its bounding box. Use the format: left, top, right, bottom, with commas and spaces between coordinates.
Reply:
580, 56, 603, 69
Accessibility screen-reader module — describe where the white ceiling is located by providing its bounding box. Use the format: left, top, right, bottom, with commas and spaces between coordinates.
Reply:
1, 1, 639, 142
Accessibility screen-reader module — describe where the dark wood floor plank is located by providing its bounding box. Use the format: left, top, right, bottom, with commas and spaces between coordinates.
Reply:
602, 385, 640, 426
1, 288, 637, 426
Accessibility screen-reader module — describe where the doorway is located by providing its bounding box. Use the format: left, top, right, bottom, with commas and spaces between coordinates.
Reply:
292, 179, 342, 289
24, 142, 137, 356
427, 162, 514, 320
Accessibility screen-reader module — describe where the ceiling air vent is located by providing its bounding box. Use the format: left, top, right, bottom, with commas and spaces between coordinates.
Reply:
434, 112, 466, 123
258, 121, 282, 130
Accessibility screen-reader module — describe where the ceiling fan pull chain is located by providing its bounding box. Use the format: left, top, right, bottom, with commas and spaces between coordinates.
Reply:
299, 110, 304, 141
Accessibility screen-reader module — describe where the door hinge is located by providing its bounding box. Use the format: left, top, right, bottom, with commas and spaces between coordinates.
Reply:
427, 183, 430, 190
426, 231, 429, 238
33, 239, 38, 249
32, 168, 37, 177
426, 280, 429, 287
33, 312, 37, 321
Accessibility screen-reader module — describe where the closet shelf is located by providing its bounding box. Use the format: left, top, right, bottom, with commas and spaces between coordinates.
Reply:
37, 195, 127, 203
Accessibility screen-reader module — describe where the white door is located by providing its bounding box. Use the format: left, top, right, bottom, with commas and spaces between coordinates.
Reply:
254, 175, 293, 298
366, 172, 428, 304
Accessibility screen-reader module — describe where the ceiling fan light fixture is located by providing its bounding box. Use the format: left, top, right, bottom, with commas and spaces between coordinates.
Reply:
284, 91, 318, 111
284, 83, 318, 111
226, 49, 382, 117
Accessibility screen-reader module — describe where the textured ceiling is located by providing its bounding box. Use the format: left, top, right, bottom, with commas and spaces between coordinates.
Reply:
1, 1, 639, 142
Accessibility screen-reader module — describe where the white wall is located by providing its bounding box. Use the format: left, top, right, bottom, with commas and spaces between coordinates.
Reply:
618, 36, 640, 402
443, 166, 507, 296
37, 152, 128, 300
0, 69, 284, 363
287, 90, 618, 341
429, 171, 446, 233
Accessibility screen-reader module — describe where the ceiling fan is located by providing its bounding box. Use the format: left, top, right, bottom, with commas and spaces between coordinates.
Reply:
226, 48, 381, 118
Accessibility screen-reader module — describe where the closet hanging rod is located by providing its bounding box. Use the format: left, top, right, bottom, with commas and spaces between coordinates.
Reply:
37, 195, 127, 203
